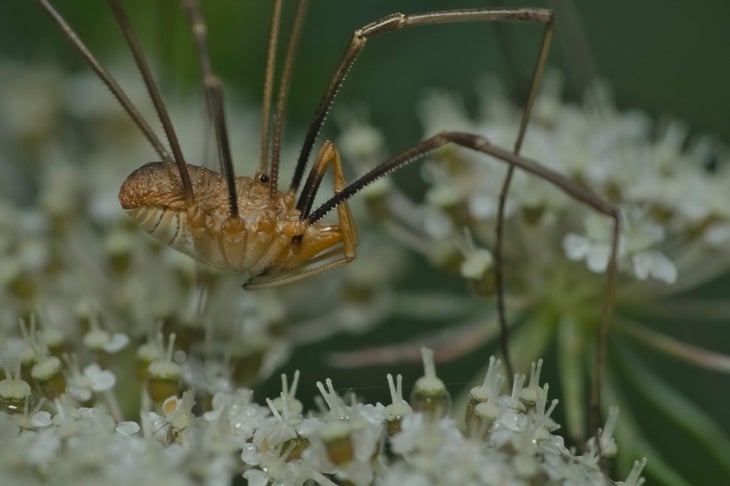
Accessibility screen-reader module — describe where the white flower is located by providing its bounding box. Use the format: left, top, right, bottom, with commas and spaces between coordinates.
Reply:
1, 58, 658, 484
563, 207, 678, 283
631, 250, 677, 284
115, 421, 141, 436
82, 315, 130, 354
563, 233, 613, 273
25, 428, 62, 465
206, 390, 270, 445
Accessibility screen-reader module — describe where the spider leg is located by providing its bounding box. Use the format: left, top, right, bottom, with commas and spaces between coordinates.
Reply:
245, 141, 357, 289
106, 0, 194, 203
494, 17, 553, 383
308, 130, 620, 446
291, 6, 555, 379
36, 0, 171, 164
181, 0, 238, 216
291, 7, 554, 192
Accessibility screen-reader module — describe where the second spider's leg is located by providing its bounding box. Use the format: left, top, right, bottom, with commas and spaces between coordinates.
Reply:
245, 141, 357, 289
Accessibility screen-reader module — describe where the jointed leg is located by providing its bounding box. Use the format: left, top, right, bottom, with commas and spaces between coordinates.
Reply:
290, 6, 554, 377
291, 7, 554, 193
294, 140, 358, 268
495, 16, 554, 381
308, 131, 620, 444
106, 0, 194, 203
313, 141, 359, 256
36, 0, 193, 201
181, 0, 238, 216
245, 141, 357, 289
270, 0, 309, 198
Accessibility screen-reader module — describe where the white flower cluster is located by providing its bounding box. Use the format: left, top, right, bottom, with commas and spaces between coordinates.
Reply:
334, 72, 730, 482
339, 73, 730, 291
0, 350, 645, 485
9, 58, 725, 483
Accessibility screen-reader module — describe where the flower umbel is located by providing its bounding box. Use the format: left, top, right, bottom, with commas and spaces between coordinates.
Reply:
336, 73, 730, 482
0, 346, 644, 485
0, 57, 722, 484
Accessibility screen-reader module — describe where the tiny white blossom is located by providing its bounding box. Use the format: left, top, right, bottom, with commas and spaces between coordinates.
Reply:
116, 421, 141, 436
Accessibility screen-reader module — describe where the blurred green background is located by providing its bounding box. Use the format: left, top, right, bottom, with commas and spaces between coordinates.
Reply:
2, 1, 729, 484
2, 0, 729, 144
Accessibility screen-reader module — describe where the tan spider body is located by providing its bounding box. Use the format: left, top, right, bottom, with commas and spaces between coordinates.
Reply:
119, 153, 354, 286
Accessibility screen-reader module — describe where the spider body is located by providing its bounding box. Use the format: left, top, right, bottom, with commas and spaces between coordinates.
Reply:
119, 161, 345, 280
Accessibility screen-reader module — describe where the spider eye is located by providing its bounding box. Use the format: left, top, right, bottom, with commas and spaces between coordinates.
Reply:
259, 174, 269, 184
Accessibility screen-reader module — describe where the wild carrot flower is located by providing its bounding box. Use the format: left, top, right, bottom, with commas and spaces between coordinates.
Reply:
0, 60, 652, 484
337, 72, 730, 483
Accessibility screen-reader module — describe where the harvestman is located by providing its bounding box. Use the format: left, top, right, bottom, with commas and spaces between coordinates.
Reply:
37, 0, 620, 444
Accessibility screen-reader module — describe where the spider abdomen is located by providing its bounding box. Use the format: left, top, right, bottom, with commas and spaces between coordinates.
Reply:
119, 162, 341, 277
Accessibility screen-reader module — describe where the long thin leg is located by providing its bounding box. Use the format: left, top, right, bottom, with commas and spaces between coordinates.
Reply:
290, 8, 554, 195
309, 132, 616, 243
289, 7, 553, 378
494, 17, 554, 382
308, 131, 620, 444
259, 0, 284, 175
106, 0, 194, 204
305, 141, 358, 257
270, 0, 309, 200
181, 0, 238, 216
36, 0, 173, 166
245, 141, 357, 289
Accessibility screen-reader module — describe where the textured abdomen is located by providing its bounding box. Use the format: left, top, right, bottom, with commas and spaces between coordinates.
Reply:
119, 162, 336, 277
125, 206, 300, 275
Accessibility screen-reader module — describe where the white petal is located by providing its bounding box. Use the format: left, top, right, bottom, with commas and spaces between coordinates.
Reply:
422, 208, 453, 239
68, 385, 92, 402
468, 192, 496, 220
632, 251, 677, 284
240, 443, 262, 466
84, 364, 116, 392
562, 234, 590, 261
632, 252, 651, 280
460, 248, 493, 279
390, 413, 424, 454
104, 332, 130, 353
116, 421, 141, 436
27, 430, 60, 465
31, 411, 53, 428
586, 243, 610, 273
705, 223, 730, 247
339, 123, 384, 159
242, 469, 269, 486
